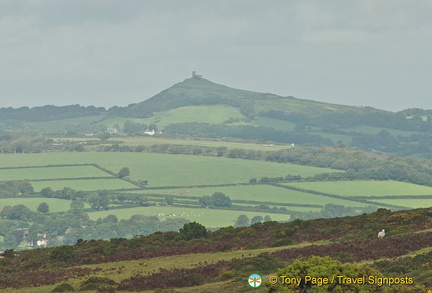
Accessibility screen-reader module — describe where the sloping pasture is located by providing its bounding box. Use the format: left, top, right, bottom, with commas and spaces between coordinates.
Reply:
0, 152, 338, 187
283, 180, 432, 197
133, 185, 381, 208
0, 165, 109, 181
30, 178, 138, 192
369, 198, 432, 209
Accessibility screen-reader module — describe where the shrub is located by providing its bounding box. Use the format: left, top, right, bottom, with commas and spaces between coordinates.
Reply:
271, 238, 293, 247
50, 246, 76, 262
176, 222, 207, 241
79, 277, 117, 292
218, 270, 236, 281
78, 258, 99, 265
230, 253, 284, 276
244, 242, 264, 250
2, 249, 15, 259
51, 283, 75, 292
118, 167, 130, 178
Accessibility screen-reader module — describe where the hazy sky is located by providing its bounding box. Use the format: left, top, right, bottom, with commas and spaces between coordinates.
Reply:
1, 0, 431, 111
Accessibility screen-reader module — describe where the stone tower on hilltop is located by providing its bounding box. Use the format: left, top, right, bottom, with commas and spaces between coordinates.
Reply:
192, 71, 202, 79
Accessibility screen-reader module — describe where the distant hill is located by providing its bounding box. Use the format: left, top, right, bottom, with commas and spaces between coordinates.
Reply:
103, 74, 432, 157
114, 74, 374, 118
2, 73, 432, 157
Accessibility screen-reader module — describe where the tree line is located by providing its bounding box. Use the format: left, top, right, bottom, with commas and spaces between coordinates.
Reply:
102, 143, 432, 187
163, 122, 331, 145
0, 105, 105, 122
0, 201, 190, 250
261, 108, 432, 133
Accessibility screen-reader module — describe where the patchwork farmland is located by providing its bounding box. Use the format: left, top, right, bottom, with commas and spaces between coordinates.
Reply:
1, 150, 430, 228
0, 152, 336, 187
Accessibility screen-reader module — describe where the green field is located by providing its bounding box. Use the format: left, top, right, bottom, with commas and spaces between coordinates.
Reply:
0, 152, 337, 187
1, 152, 425, 228
30, 178, 138, 192
0, 165, 110, 181
234, 203, 321, 213
250, 117, 296, 131
135, 185, 377, 208
56, 136, 293, 151
105, 105, 245, 129
89, 206, 291, 228
345, 125, 425, 137
0, 198, 74, 213
283, 181, 432, 197
371, 198, 432, 209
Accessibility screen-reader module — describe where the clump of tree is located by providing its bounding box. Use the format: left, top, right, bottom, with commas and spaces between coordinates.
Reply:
0, 204, 37, 221
0, 181, 33, 197
118, 167, 130, 178
165, 195, 174, 205
251, 215, 263, 225
98, 132, 111, 141
37, 202, 49, 214
234, 214, 250, 227
234, 214, 272, 227
50, 245, 76, 262
176, 222, 207, 241
88, 192, 110, 210
0, 133, 61, 154
199, 192, 232, 208
123, 120, 148, 133
40, 187, 86, 200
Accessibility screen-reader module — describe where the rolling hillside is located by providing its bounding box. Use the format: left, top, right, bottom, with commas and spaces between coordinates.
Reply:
1, 207, 432, 292
1, 75, 432, 292
2, 73, 431, 157
119, 75, 361, 117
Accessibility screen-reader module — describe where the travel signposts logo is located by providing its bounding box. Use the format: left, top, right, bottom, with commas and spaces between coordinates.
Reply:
248, 274, 262, 288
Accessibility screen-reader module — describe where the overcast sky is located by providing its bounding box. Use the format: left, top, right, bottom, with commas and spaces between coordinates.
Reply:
1, 0, 431, 112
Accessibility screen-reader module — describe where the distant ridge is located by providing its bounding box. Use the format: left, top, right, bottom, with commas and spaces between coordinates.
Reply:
113, 72, 381, 119
0, 104, 105, 122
